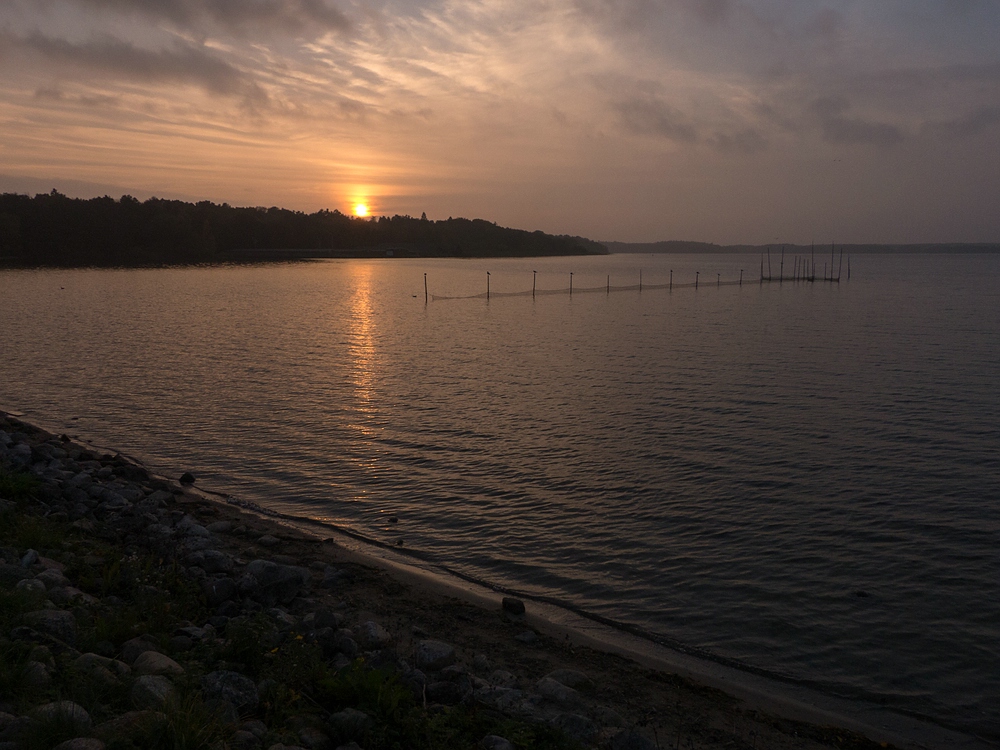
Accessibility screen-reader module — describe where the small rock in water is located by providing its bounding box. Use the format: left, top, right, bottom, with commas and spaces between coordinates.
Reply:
256, 535, 280, 547
179, 472, 196, 484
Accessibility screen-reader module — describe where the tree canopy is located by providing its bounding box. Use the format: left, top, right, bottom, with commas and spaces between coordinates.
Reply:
0, 191, 606, 267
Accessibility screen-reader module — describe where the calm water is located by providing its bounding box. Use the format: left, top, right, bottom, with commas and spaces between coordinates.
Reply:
2, 254, 999, 740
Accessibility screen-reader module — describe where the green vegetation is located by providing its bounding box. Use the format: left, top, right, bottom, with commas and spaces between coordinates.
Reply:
0, 190, 607, 266
0, 464, 582, 750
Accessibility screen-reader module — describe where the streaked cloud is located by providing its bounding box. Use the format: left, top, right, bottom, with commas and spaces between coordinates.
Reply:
0, 0, 998, 242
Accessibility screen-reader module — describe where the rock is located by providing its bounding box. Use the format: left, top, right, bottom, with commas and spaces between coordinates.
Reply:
206, 521, 233, 534
501, 597, 525, 616
94, 711, 165, 742
53, 739, 106, 750
473, 653, 491, 673
230, 730, 261, 750
20, 549, 39, 568
536, 677, 581, 706
121, 635, 163, 665
179, 472, 196, 485
24, 660, 51, 688
202, 671, 259, 713
480, 736, 514, 750
473, 687, 523, 713
131, 675, 175, 709
357, 621, 392, 650
298, 726, 333, 750
426, 680, 464, 705
257, 535, 280, 547
32, 701, 91, 731
22, 610, 77, 645
239, 560, 311, 606
552, 713, 596, 743
16, 578, 46, 594
200, 576, 237, 607
609, 729, 659, 750
35, 568, 70, 588
329, 708, 372, 740
594, 706, 625, 728
413, 640, 456, 671
132, 651, 185, 676
544, 668, 594, 691
0, 564, 30, 586
74, 653, 131, 678
488, 670, 517, 688
205, 699, 240, 725
514, 630, 537, 644
240, 720, 268, 739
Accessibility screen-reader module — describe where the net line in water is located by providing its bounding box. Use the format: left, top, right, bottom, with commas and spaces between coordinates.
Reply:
432, 280, 742, 301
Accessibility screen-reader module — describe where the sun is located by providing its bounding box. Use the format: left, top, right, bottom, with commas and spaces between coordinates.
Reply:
353, 203, 369, 217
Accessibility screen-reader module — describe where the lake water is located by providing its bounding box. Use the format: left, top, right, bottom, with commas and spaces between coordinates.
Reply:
2, 253, 998, 741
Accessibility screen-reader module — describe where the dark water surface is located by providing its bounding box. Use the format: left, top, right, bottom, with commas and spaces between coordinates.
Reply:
2, 254, 999, 740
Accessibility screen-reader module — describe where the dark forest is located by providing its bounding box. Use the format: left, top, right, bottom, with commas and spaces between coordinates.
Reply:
0, 191, 607, 267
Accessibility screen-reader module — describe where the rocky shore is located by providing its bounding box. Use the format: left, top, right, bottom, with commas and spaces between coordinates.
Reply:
0, 411, 898, 750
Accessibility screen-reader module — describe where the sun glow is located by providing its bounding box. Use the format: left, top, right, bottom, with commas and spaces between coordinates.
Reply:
354, 203, 369, 217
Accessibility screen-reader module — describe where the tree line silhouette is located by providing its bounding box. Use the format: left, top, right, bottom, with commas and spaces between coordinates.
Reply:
0, 191, 606, 267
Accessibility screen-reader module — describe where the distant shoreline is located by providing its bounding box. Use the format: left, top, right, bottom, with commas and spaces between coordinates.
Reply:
602, 241, 1000, 254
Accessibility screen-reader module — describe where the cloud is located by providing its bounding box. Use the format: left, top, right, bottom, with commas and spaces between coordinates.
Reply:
7, 31, 267, 105
616, 97, 698, 142
67, 0, 349, 38
708, 127, 767, 154
923, 106, 1000, 140
809, 97, 904, 146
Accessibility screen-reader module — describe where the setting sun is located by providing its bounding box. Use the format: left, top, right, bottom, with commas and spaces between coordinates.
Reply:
354, 203, 369, 217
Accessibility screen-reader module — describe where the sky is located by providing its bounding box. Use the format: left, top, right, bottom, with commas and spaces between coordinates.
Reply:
1, 0, 999, 244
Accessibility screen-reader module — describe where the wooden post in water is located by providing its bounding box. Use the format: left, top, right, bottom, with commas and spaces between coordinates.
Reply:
759, 254, 763, 283
639, 269, 642, 293
607, 275, 610, 295
780, 247, 784, 283
811, 243, 815, 282
695, 271, 699, 289
717, 273, 720, 287
532, 270, 537, 299
487, 271, 490, 300
570, 272, 573, 296
848, 256, 851, 280
424, 273, 428, 304
739, 269, 743, 286
831, 242, 835, 281
838, 249, 844, 282
670, 269, 673, 291
767, 246, 772, 280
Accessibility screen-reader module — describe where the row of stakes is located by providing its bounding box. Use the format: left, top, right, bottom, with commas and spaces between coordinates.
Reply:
422, 258, 847, 303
